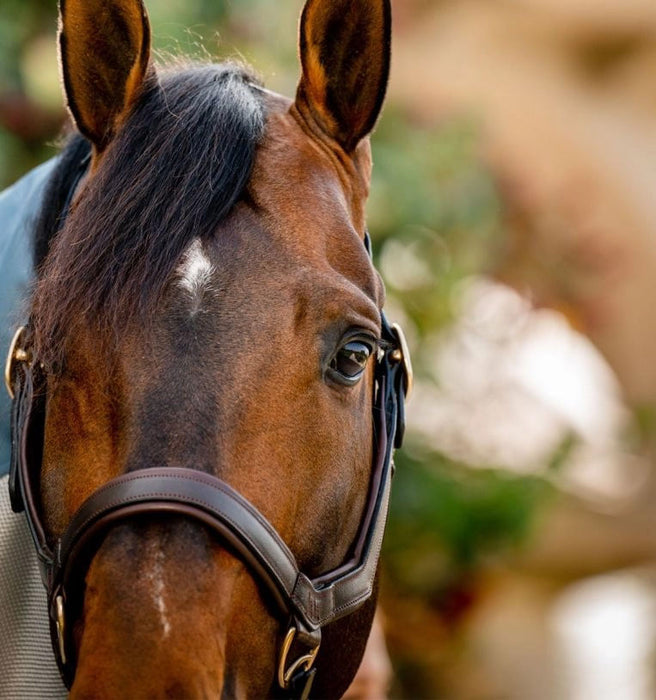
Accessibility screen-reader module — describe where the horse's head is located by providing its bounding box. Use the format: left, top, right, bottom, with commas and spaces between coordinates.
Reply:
17, 0, 404, 696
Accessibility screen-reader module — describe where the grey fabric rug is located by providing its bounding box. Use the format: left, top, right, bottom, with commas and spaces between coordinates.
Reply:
0, 475, 67, 698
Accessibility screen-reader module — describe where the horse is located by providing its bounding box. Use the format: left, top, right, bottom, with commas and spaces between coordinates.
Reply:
4, 0, 410, 696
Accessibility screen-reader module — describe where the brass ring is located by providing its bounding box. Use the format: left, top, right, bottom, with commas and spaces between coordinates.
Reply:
4, 326, 28, 400
391, 322, 413, 399
55, 595, 67, 665
277, 626, 320, 690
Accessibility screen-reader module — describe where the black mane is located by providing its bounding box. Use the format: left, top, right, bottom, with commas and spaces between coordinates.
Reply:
33, 134, 92, 270
31, 63, 265, 370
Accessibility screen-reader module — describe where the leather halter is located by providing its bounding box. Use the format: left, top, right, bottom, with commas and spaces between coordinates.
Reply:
5, 241, 411, 697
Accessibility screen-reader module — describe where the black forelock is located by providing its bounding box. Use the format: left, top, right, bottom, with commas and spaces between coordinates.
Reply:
31, 63, 265, 371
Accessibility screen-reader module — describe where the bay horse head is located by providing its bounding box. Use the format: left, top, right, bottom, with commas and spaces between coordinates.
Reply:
6, 0, 411, 696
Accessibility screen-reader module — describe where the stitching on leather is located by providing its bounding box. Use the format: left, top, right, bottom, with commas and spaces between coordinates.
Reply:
291, 584, 373, 626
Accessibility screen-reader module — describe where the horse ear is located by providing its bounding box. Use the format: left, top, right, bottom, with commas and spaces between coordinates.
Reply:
58, 0, 151, 151
295, 0, 391, 153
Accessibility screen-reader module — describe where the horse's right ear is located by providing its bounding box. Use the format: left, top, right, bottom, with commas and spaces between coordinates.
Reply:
58, 0, 151, 151
295, 0, 391, 153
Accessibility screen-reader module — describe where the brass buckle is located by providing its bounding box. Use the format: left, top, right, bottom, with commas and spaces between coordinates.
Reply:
4, 326, 30, 400
390, 322, 413, 399
55, 594, 67, 665
277, 626, 320, 690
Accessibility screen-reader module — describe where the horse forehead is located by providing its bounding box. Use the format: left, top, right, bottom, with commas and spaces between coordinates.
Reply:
241, 97, 380, 300
175, 234, 382, 326
178, 239, 214, 296
250, 93, 372, 229
174, 93, 381, 318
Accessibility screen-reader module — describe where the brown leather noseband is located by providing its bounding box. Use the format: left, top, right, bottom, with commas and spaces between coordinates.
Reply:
6, 300, 411, 698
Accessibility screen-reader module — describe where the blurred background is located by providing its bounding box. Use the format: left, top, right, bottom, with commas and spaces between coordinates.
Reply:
4, 0, 656, 697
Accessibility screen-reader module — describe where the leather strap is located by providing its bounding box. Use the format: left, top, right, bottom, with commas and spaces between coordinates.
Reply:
9, 345, 52, 573
51, 408, 386, 632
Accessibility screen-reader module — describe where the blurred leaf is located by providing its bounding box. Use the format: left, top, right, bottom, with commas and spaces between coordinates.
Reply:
369, 110, 503, 337
384, 447, 553, 595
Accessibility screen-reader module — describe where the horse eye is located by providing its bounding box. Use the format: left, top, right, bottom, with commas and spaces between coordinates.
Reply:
329, 341, 373, 384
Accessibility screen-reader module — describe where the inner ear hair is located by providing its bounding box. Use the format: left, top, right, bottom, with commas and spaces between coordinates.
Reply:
296, 0, 391, 152
58, 0, 152, 150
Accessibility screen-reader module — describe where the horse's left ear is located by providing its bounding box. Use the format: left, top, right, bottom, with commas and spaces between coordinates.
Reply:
295, 0, 391, 153
58, 0, 152, 151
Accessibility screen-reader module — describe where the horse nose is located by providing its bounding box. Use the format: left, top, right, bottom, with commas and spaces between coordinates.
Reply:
69, 517, 240, 698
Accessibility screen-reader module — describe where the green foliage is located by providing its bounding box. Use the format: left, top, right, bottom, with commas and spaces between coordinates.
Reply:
369, 110, 559, 587
0, 0, 55, 92
369, 110, 503, 337
0, 1, 59, 187
384, 448, 552, 594
547, 431, 579, 473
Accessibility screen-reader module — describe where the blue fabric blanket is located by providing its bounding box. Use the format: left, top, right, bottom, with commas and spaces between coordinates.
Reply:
0, 159, 67, 697
0, 160, 57, 476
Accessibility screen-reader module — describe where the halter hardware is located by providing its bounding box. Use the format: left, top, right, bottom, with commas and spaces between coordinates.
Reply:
4, 325, 29, 400
390, 322, 413, 399
277, 626, 321, 691
54, 595, 67, 665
